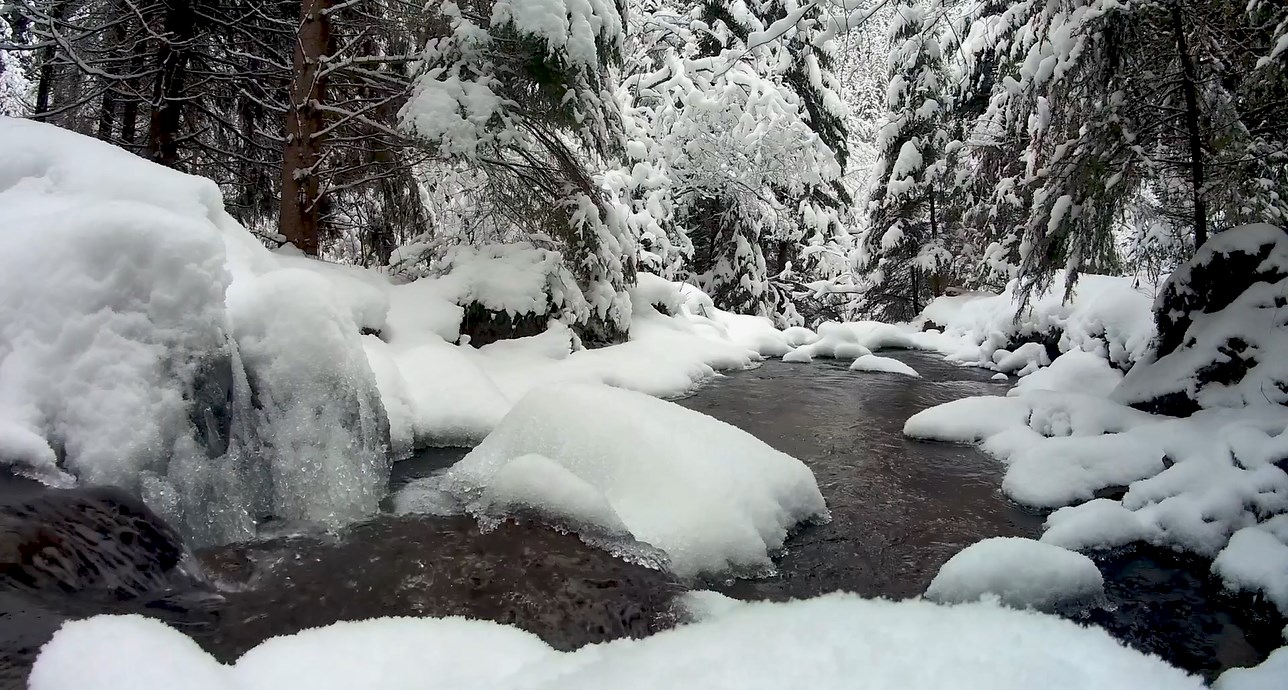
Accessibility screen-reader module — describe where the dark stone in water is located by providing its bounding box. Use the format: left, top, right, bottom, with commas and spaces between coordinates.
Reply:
0, 482, 207, 690
0, 486, 189, 598
194, 514, 683, 660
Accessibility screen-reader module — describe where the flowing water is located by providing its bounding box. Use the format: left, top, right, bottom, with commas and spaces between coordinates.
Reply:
2, 351, 1282, 686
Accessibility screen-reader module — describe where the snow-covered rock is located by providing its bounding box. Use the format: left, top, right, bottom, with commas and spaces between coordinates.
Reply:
1212, 518, 1288, 616
925, 537, 1105, 610
850, 355, 920, 377
917, 272, 1156, 374
399, 383, 828, 578
29, 594, 1205, 690
783, 322, 873, 363
1115, 224, 1288, 416
0, 118, 393, 545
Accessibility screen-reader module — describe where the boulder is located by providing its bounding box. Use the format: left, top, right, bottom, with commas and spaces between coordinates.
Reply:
1115, 225, 1288, 416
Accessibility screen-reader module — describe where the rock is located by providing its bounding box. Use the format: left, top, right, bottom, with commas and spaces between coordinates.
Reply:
0, 485, 192, 598
1115, 224, 1288, 416
459, 302, 550, 348
194, 514, 682, 660
1153, 225, 1288, 360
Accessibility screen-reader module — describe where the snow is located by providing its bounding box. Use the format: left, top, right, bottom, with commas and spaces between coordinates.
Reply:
916, 273, 1156, 374
31, 595, 1205, 690
1212, 520, 1288, 616
397, 382, 828, 578
925, 537, 1105, 610
850, 354, 920, 377
782, 322, 873, 362
472, 453, 632, 539
1041, 499, 1160, 552
1216, 645, 1288, 690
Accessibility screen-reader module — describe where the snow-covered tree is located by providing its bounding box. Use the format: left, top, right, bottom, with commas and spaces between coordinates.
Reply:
399, 0, 636, 344
855, 0, 955, 320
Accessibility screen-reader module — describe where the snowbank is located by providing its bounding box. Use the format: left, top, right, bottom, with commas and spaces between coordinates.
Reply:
906, 348, 1288, 568
398, 383, 828, 578
925, 537, 1104, 610
31, 594, 1204, 690
916, 273, 1156, 374
1212, 518, 1288, 616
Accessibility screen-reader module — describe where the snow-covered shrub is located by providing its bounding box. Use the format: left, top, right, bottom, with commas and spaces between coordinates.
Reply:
434, 243, 592, 347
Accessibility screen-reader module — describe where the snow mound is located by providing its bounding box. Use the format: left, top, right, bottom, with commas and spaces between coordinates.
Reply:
785, 322, 872, 362
1011, 349, 1124, 398
782, 326, 819, 347
1212, 518, 1288, 615
436, 242, 580, 317
401, 383, 827, 578
30, 595, 1205, 690
925, 537, 1105, 610
1041, 499, 1161, 552
850, 354, 920, 377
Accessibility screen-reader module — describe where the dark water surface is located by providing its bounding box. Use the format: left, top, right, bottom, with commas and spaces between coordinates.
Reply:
678, 354, 1040, 600
676, 352, 1281, 680
2, 351, 1281, 686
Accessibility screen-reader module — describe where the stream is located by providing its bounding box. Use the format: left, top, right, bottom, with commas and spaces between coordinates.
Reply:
1, 351, 1282, 686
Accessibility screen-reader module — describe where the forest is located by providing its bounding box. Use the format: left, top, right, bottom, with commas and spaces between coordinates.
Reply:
6, 0, 1283, 327
2, 2, 1288, 690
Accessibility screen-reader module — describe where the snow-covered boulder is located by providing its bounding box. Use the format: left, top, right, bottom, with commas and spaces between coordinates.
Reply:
1211, 517, 1288, 616
925, 537, 1105, 610
401, 383, 828, 578
29, 594, 1206, 690
1116, 224, 1288, 416
0, 118, 392, 545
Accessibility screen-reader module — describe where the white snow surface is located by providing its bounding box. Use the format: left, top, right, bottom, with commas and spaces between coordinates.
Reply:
398, 382, 827, 578
925, 537, 1105, 609
31, 594, 1204, 690
907, 348, 1288, 562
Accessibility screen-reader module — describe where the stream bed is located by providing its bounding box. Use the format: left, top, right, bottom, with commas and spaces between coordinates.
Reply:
1, 351, 1281, 686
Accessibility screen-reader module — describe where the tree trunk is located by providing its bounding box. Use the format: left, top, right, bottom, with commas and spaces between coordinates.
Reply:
927, 186, 945, 297
1171, 3, 1208, 250
147, 1, 197, 168
278, 0, 333, 256
96, 89, 116, 140
31, 2, 69, 122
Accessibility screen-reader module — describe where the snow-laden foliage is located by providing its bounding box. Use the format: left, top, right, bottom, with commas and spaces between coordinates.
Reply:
617, 0, 851, 325
854, 0, 1288, 316
399, 0, 635, 344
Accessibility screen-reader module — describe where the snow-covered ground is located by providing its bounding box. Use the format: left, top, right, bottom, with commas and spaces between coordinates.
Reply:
30, 594, 1205, 690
